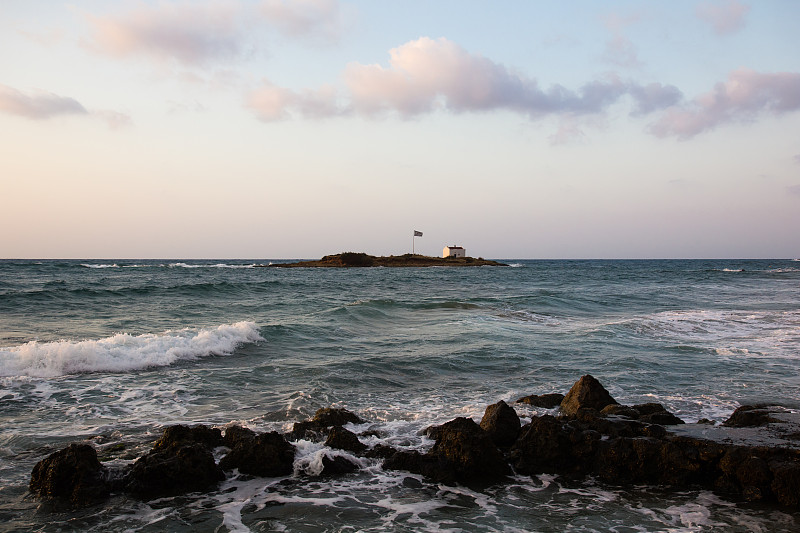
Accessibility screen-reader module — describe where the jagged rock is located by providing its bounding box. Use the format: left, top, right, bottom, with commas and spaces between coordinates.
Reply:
29, 443, 111, 508
601, 404, 641, 419
429, 417, 511, 481
479, 400, 521, 448
723, 406, 778, 427
509, 415, 598, 476
560, 375, 618, 417
325, 426, 367, 454
153, 424, 222, 452
223, 425, 257, 449
125, 442, 224, 498
515, 393, 565, 408
320, 455, 360, 476
288, 407, 364, 441
219, 431, 295, 477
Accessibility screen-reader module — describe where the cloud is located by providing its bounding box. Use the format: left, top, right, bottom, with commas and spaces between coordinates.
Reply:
260, 0, 343, 41
84, 1, 345, 66
788, 184, 800, 197
85, 2, 244, 65
246, 37, 681, 124
0, 83, 131, 128
696, 0, 750, 35
0, 83, 88, 119
649, 69, 800, 139
601, 13, 642, 68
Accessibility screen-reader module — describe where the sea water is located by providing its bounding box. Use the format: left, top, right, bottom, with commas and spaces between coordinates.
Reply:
1, 259, 799, 532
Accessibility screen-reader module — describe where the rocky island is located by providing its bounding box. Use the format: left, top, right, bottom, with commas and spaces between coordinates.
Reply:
264, 252, 508, 268
29, 375, 800, 510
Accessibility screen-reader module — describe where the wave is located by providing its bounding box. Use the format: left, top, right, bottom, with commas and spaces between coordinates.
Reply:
0, 322, 263, 378
81, 263, 119, 269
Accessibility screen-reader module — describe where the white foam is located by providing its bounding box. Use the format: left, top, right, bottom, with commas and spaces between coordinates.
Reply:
168, 262, 257, 269
80, 263, 119, 269
0, 321, 263, 378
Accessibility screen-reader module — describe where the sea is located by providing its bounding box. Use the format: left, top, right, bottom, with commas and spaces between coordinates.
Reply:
1, 258, 799, 532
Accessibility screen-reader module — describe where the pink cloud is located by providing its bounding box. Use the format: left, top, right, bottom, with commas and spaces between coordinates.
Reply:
649, 69, 800, 139
85, 3, 243, 65
0, 83, 87, 119
260, 0, 343, 41
696, 0, 750, 35
246, 37, 681, 125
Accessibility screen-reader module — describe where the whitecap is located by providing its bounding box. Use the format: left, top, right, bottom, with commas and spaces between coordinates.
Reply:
0, 321, 263, 378
80, 263, 119, 269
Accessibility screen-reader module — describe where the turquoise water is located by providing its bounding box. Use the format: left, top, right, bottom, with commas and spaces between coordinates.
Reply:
1, 259, 799, 531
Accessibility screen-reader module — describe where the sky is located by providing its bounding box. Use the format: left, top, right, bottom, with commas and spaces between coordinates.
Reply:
1, 0, 799, 259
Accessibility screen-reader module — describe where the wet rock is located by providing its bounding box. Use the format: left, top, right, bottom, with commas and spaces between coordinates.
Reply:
429, 417, 511, 481
516, 393, 565, 408
723, 406, 779, 428
601, 404, 640, 419
769, 457, 800, 507
288, 407, 365, 441
223, 425, 256, 449
219, 431, 295, 477
125, 442, 224, 498
29, 443, 111, 508
325, 426, 367, 454
153, 424, 222, 452
479, 400, 521, 448
509, 415, 597, 476
320, 455, 360, 476
560, 375, 618, 417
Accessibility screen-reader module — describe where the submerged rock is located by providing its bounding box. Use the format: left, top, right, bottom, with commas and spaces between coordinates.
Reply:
288, 407, 365, 441
219, 431, 295, 477
515, 393, 565, 408
124, 442, 224, 498
29, 443, 111, 508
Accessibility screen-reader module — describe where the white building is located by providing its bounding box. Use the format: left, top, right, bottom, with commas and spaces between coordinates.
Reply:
442, 245, 466, 258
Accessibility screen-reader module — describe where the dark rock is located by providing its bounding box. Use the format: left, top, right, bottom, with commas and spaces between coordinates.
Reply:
125, 442, 224, 498
697, 418, 716, 425
288, 407, 364, 441
153, 424, 222, 452
479, 400, 521, 448
325, 426, 367, 454
320, 455, 360, 476
223, 425, 256, 449
429, 417, 511, 481
633, 403, 669, 416
601, 405, 640, 419
516, 393, 565, 408
723, 406, 779, 428
510, 415, 596, 476
364, 444, 398, 460
219, 431, 295, 477
560, 375, 618, 417
29, 443, 111, 508
640, 411, 685, 426
402, 476, 423, 489
769, 457, 800, 507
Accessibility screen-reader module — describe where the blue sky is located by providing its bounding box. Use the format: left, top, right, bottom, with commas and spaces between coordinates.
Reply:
1, 0, 799, 258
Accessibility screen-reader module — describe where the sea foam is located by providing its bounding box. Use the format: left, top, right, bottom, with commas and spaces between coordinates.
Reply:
0, 321, 263, 378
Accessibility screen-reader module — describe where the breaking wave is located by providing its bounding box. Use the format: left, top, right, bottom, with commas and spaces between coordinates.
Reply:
0, 322, 263, 378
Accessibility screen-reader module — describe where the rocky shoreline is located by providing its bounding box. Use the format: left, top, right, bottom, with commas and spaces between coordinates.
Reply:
30, 376, 800, 510
264, 252, 508, 268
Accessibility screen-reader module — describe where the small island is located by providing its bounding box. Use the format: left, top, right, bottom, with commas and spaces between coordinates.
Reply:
264, 252, 508, 268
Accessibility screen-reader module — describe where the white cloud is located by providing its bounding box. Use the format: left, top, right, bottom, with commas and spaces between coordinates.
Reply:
649, 69, 800, 139
0, 83, 87, 119
696, 0, 750, 36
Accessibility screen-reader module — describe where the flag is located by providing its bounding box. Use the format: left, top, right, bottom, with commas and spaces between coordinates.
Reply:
414, 230, 423, 237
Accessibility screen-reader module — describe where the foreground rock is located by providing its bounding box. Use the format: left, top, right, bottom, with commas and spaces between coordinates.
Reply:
29, 443, 112, 508
29, 377, 800, 510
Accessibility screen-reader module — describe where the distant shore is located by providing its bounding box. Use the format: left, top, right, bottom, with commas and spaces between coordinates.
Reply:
264, 252, 508, 268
